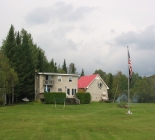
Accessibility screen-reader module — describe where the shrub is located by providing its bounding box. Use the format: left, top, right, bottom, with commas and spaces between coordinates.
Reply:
44, 92, 66, 104
33, 99, 42, 104
76, 92, 91, 104
117, 101, 128, 108
0, 97, 4, 106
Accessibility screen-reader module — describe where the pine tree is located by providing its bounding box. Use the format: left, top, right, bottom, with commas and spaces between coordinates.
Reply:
37, 49, 44, 72
20, 31, 36, 98
54, 63, 57, 72
62, 59, 67, 73
80, 69, 85, 76
2, 25, 16, 67
68, 63, 76, 74
49, 58, 55, 72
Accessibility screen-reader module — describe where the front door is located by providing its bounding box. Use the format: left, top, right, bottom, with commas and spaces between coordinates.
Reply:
67, 88, 76, 98
67, 88, 71, 98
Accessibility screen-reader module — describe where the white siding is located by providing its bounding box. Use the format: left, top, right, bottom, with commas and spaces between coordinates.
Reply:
86, 77, 108, 102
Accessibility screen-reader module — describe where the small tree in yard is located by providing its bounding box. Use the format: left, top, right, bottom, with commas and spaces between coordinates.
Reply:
0, 51, 18, 104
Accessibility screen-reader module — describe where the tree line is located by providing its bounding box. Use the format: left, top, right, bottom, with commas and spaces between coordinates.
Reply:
94, 70, 155, 103
0, 25, 155, 104
0, 25, 80, 104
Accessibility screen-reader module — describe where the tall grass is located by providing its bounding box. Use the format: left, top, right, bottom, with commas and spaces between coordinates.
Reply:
0, 103, 155, 140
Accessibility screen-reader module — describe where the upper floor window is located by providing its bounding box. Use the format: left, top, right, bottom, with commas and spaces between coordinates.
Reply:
98, 82, 103, 89
69, 76, 72, 82
58, 76, 62, 82
46, 75, 52, 80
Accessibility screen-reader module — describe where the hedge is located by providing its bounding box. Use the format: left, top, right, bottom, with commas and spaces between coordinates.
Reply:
44, 92, 66, 104
76, 92, 91, 104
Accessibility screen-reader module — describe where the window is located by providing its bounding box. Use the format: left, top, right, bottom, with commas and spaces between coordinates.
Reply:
58, 88, 62, 92
58, 76, 62, 82
67, 88, 70, 95
72, 89, 76, 95
98, 82, 103, 89
69, 76, 72, 82
46, 75, 52, 80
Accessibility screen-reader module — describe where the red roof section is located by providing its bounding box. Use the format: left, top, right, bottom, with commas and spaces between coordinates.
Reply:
78, 74, 98, 88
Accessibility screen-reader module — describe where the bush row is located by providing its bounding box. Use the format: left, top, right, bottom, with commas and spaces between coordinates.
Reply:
44, 92, 66, 104
76, 92, 91, 104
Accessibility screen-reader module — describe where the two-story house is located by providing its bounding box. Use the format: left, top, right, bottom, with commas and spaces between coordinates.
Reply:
35, 72, 80, 100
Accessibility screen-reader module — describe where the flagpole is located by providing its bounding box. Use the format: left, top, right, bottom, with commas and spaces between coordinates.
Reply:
128, 59, 130, 113
127, 46, 132, 115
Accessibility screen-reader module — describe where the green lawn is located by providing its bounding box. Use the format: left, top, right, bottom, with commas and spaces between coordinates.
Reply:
0, 102, 155, 140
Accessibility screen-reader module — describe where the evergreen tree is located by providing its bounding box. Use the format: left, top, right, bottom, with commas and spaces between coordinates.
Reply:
16, 30, 37, 99
54, 63, 57, 72
2, 25, 16, 67
57, 64, 65, 73
68, 63, 76, 74
37, 48, 45, 72
80, 69, 85, 76
62, 59, 67, 73
49, 58, 55, 72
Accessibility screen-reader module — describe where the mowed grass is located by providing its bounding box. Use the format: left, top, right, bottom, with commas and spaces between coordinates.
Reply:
0, 103, 155, 140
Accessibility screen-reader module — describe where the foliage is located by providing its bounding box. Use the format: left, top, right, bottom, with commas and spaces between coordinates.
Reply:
94, 69, 107, 82
0, 97, 4, 106
68, 63, 76, 74
62, 59, 67, 73
0, 51, 18, 104
44, 92, 66, 104
107, 73, 113, 100
36, 48, 48, 72
111, 71, 128, 103
1, 25, 16, 67
80, 69, 85, 76
76, 92, 91, 104
33, 99, 42, 104
117, 101, 128, 108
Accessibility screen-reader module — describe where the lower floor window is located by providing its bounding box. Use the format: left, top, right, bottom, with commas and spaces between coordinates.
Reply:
58, 88, 62, 92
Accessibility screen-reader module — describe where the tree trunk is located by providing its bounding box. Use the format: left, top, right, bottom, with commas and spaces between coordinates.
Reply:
113, 80, 119, 104
12, 86, 14, 104
9, 94, 11, 105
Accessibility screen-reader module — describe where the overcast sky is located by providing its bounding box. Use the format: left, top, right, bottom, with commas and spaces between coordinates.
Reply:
0, 0, 155, 76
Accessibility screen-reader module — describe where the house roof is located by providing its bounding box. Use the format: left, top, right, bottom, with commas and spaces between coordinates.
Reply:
78, 74, 98, 88
36, 72, 80, 77
78, 74, 109, 89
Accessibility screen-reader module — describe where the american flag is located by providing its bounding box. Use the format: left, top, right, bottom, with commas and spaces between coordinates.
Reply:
127, 46, 132, 80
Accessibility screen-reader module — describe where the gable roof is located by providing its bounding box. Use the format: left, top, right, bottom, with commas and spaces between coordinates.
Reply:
78, 74, 98, 88
78, 74, 109, 89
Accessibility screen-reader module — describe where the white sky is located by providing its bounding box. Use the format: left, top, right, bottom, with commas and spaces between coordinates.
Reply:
0, 0, 155, 76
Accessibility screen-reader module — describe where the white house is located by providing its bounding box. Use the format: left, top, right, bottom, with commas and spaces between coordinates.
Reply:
78, 74, 109, 102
